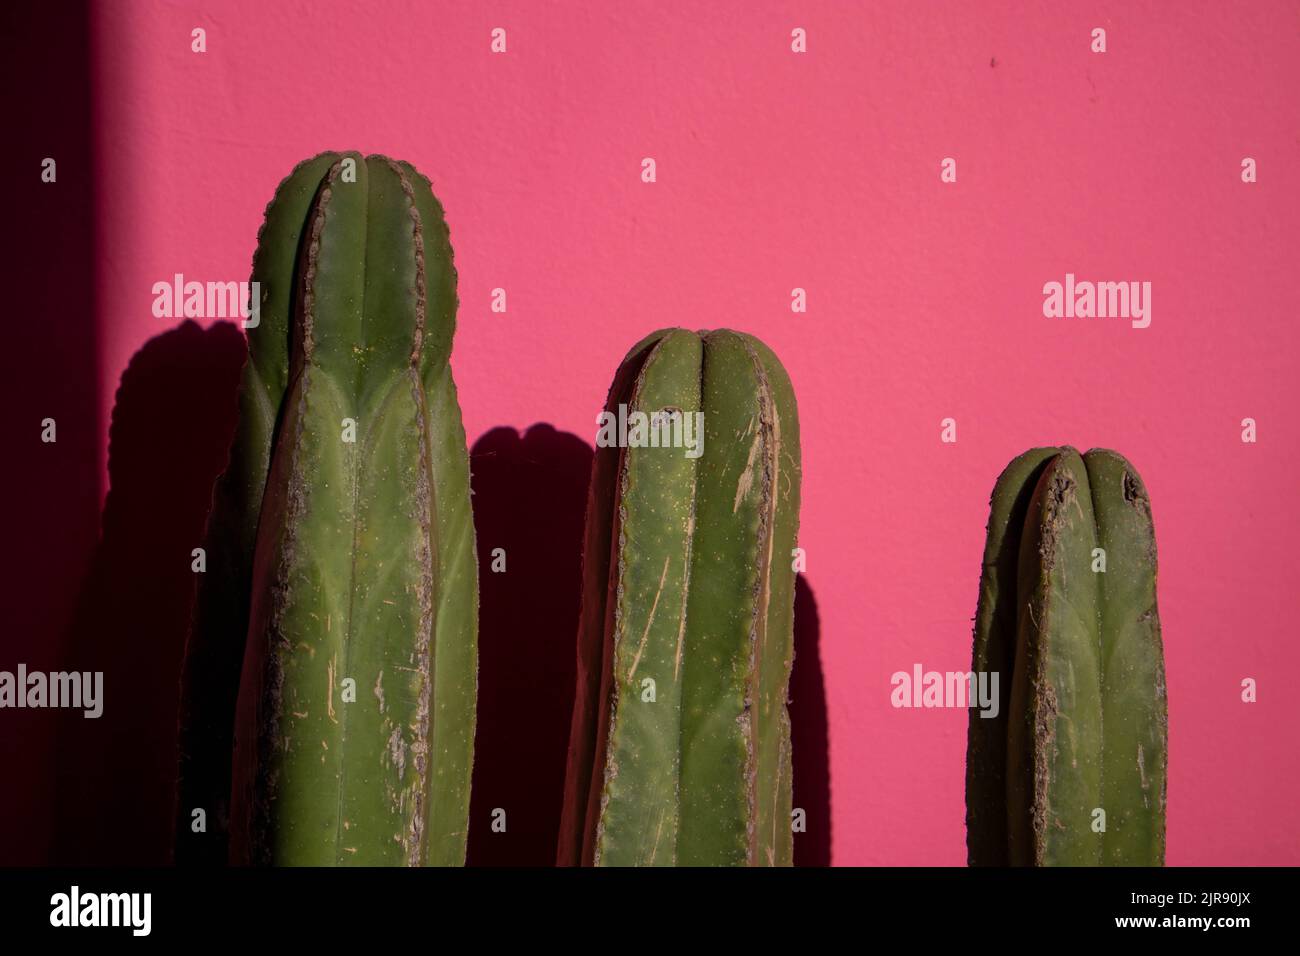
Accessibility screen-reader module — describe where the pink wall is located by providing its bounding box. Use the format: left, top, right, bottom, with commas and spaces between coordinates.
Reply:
89, 1, 1299, 864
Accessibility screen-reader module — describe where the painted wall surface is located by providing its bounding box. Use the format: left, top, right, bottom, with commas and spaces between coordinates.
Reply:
10, 2, 1299, 864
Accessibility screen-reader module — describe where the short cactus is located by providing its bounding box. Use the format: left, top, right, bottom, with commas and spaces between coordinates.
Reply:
966, 447, 1167, 866
175, 152, 478, 866
558, 328, 802, 866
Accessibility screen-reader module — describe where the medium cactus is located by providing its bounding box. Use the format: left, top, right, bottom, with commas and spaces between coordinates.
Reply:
175, 152, 478, 866
558, 328, 802, 866
966, 447, 1167, 866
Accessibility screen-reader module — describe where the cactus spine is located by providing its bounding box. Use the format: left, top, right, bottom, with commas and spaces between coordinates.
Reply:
558, 328, 802, 866
966, 447, 1167, 866
176, 152, 477, 866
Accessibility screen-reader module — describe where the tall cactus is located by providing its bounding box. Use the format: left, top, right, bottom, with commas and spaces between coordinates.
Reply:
966, 446, 1167, 866
558, 328, 802, 866
175, 152, 477, 866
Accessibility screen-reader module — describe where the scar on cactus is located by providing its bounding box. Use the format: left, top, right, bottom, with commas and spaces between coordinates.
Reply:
175, 152, 478, 866
965, 447, 1167, 866
558, 328, 802, 866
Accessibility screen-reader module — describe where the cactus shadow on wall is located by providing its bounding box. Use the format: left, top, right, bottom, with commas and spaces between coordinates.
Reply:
467, 425, 593, 866
50, 320, 247, 864
792, 576, 831, 866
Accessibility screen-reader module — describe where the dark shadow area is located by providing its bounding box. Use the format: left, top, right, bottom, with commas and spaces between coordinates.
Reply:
0, 1, 99, 865
50, 321, 246, 864
792, 576, 831, 866
467, 425, 593, 866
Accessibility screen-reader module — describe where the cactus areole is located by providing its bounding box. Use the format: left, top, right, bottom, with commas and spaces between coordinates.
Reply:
176, 152, 478, 866
966, 447, 1168, 866
558, 328, 803, 866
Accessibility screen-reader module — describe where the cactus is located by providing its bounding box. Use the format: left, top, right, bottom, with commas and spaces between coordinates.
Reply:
966, 447, 1167, 866
557, 328, 802, 866
175, 152, 477, 866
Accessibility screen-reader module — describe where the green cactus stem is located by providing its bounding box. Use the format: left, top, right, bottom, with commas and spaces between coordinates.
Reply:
966, 447, 1167, 866
175, 152, 477, 866
558, 328, 802, 866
